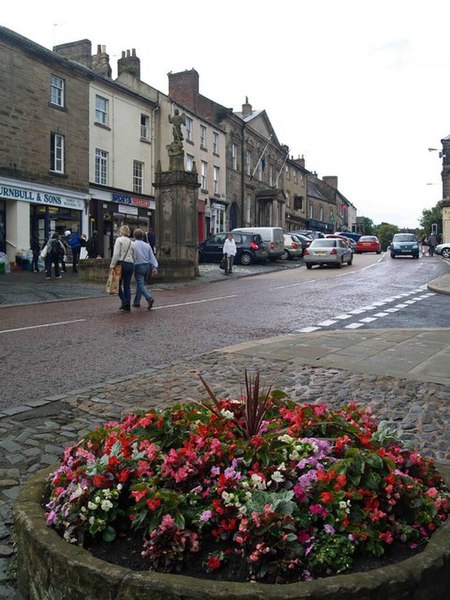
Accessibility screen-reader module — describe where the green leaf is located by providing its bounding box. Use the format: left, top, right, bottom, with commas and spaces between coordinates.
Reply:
102, 526, 116, 543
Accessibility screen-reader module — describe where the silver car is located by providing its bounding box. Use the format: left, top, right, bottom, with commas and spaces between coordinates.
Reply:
434, 243, 450, 258
303, 238, 353, 269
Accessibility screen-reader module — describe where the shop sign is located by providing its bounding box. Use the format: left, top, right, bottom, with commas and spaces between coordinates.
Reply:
0, 182, 84, 210
112, 192, 154, 210
118, 204, 138, 216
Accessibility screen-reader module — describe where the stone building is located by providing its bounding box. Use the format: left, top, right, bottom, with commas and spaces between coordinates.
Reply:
0, 26, 90, 261
168, 70, 299, 232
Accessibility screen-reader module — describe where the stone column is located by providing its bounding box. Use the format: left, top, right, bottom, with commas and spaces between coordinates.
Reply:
441, 198, 450, 244
153, 163, 200, 280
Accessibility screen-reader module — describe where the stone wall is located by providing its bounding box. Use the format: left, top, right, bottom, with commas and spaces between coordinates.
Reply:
13, 466, 450, 600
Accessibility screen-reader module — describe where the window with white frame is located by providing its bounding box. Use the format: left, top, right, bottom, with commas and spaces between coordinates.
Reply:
232, 143, 238, 170
257, 160, 263, 181
319, 207, 324, 221
293, 170, 298, 184
201, 161, 207, 190
245, 193, 251, 224
286, 191, 290, 206
50, 133, 64, 173
309, 203, 313, 219
185, 116, 193, 142
213, 131, 219, 154
140, 114, 150, 140
95, 149, 108, 185
200, 125, 207, 147
213, 166, 220, 194
133, 160, 144, 194
246, 149, 252, 176
285, 165, 290, 180
186, 154, 194, 172
50, 75, 64, 107
95, 95, 109, 126
269, 164, 274, 187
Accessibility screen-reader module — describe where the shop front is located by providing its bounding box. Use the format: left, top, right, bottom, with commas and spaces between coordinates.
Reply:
0, 176, 87, 263
88, 188, 155, 259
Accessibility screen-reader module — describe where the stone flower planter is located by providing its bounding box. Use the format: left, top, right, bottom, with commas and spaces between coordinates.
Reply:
13, 465, 450, 600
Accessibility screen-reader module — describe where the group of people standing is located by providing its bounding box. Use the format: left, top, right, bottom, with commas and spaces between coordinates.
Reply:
31, 230, 102, 279
421, 233, 438, 256
109, 225, 158, 312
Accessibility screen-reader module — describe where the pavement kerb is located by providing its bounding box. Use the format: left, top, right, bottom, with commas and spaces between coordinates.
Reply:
427, 272, 450, 295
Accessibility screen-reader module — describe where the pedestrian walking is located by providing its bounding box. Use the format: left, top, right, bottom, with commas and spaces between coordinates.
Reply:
428, 233, 437, 256
30, 234, 41, 272
132, 228, 158, 310
86, 230, 101, 258
45, 233, 64, 280
222, 232, 237, 275
145, 227, 156, 252
420, 234, 428, 257
109, 225, 134, 311
66, 230, 82, 272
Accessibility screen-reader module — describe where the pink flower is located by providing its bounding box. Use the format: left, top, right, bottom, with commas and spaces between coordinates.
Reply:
160, 514, 175, 530
200, 510, 212, 522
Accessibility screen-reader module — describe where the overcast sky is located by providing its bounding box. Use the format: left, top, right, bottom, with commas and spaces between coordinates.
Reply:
3, 0, 450, 228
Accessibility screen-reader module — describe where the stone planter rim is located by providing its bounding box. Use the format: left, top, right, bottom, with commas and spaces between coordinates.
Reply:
13, 465, 450, 599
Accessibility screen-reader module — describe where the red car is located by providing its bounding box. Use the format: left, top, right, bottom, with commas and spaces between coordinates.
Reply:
355, 235, 381, 254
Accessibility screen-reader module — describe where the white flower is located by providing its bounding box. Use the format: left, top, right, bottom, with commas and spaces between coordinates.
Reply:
87, 501, 97, 511
278, 434, 294, 443
220, 409, 234, 420
271, 471, 284, 483
101, 500, 113, 512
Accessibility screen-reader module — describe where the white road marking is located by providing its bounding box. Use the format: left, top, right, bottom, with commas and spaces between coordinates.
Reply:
0, 319, 86, 335
334, 314, 353, 320
374, 312, 390, 317
153, 294, 238, 310
318, 319, 337, 326
296, 326, 322, 333
359, 316, 378, 323
385, 308, 400, 313
345, 322, 364, 329
394, 303, 409, 308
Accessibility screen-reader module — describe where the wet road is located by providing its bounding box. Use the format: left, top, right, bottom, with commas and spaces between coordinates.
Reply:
0, 253, 448, 410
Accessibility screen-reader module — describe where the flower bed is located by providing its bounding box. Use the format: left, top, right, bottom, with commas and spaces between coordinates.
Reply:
42, 372, 449, 585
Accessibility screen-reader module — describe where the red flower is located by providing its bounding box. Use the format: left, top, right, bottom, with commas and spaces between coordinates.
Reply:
92, 475, 111, 488
146, 499, 161, 511
207, 556, 221, 570
320, 491, 334, 503
117, 469, 131, 483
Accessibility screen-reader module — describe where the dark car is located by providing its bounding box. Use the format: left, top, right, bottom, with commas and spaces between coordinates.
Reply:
198, 232, 268, 265
390, 233, 420, 259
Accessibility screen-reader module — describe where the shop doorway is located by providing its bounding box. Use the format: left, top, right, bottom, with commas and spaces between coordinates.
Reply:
30, 205, 82, 245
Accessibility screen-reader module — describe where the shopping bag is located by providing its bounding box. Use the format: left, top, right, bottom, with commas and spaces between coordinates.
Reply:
106, 265, 122, 294
219, 256, 226, 270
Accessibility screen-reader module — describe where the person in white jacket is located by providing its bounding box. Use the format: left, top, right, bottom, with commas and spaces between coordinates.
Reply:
222, 232, 237, 275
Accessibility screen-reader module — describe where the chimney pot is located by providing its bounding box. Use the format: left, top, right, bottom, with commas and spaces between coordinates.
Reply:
97, 44, 101, 53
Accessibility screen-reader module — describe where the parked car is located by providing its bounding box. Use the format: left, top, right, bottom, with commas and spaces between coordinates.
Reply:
334, 231, 361, 243
281, 234, 304, 260
303, 238, 353, 269
355, 235, 382, 254
291, 229, 325, 240
231, 227, 284, 261
198, 232, 268, 265
325, 233, 352, 247
390, 233, 420, 259
433, 242, 450, 258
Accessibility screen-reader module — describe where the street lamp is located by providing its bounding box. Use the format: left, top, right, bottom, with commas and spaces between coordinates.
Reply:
428, 148, 445, 159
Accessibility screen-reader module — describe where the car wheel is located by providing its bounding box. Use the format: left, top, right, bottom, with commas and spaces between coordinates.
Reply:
306, 263, 313, 269
240, 252, 252, 266
391, 253, 395, 259
280, 250, 289, 261
336, 258, 343, 269
347, 255, 353, 265
442, 248, 450, 258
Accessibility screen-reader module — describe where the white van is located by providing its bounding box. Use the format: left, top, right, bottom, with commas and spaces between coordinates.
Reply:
231, 227, 285, 260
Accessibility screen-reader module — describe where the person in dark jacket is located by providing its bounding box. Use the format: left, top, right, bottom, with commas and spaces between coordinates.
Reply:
30, 235, 41, 272
145, 228, 156, 252
67, 230, 81, 272
86, 231, 101, 258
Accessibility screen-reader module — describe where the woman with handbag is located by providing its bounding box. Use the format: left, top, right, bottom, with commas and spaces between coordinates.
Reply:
109, 225, 134, 311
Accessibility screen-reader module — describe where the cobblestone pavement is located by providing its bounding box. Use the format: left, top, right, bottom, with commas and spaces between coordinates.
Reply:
0, 265, 449, 599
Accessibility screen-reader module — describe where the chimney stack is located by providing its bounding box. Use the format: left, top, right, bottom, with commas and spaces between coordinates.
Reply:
117, 49, 141, 79
242, 96, 252, 117
168, 69, 199, 112
323, 176, 338, 189
92, 44, 112, 78
53, 40, 92, 68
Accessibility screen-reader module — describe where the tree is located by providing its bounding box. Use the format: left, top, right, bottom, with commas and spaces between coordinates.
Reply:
374, 222, 399, 251
359, 217, 375, 235
420, 201, 443, 234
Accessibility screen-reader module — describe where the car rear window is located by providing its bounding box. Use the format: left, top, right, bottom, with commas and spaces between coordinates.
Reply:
393, 234, 416, 242
311, 239, 337, 247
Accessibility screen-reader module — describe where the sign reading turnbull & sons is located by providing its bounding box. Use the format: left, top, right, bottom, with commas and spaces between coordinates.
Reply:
0, 179, 85, 211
